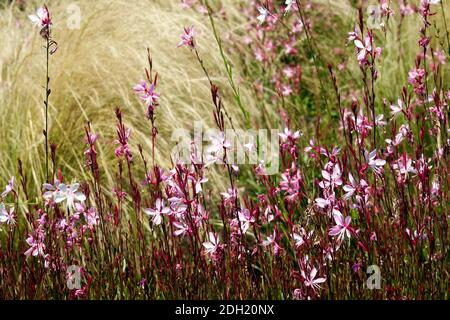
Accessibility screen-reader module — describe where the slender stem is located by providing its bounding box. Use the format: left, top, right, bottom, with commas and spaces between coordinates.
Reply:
44, 36, 50, 182
205, 1, 250, 126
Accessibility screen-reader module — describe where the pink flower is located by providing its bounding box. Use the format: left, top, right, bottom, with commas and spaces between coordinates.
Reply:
390, 99, 404, 117
354, 36, 372, 62
380, 0, 394, 17
434, 50, 446, 65
0, 204, 16, 226
315, 192, 336, 212
1, 176, 14, 198
293, 288, 305, 300
262, 230, 276, 247
348, 29, 358, 41
279, 127, 301, 143
319, 165, 342, 189
392, 155, 417, 178
29, 6, 51, 28
262, 230, 283, 256
115, 127, 132, 161
329, 211, 352, 242
24, 233, 46, 257
177, 26, 195, 48
292, 232, 305, 248
74, 287, 86, 298
301, 267, 326, 292
144, 198, 171, 226
173, 221, 189, 237
133, 80, 160, 115
235, 208, 254, 235
408, 68, 426, 96
279, 166, 302, 202
283, 37, 298, 55
400, 3, 414, 16
84, 208, 99, 227
189, 176, 208, 194
207, 131, 231, 153
293, 227, 313, 247
281, 84, 293, 96
180, 0, 196, 9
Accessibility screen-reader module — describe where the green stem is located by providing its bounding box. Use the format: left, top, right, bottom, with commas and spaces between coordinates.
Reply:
205, 1, 250, 127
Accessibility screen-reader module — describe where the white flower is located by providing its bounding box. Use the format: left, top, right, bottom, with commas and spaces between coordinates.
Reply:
342, 173, 357, 200
279, 127, 301, 143
206, 131, 231, 154
365, 149, 386, 175
1, 176, 14, 198
301, 267, 326, 292
42, 181, 86, 211
285, 0, 295, 12
257, 6, 269, 25
292, 232, 305, 247
144, 198, 171, 226
354, 37, 372, 62
236, 209, 254, 235
173, 221, 189, 237
390, 99, 404, 117
54, 183, 87, 210
262, 230, 276, 246
28, 6, 51, 27
203, 232, 220, 254
0, 203, 16, 226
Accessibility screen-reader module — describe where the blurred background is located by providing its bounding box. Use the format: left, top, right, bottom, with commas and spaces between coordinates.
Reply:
0, 0, 448, 198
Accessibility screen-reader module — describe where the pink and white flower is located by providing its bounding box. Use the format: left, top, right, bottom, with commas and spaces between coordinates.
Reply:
365, 149, 386, 175
54, 183, 87, 211
301, 267, 326, 292
144, 198, 171, 226
354, 36, 372, 62
257, 6, 269, 25
177, 26, 195, 48
329, 211, 352, 242
0, 203, 16, 226
29, 6, 51, 28
1, 176, 14, 198
24, 233, 46, 257
319, 165, 343, 189
342, 173, 357, 200
203, 232, 220, 255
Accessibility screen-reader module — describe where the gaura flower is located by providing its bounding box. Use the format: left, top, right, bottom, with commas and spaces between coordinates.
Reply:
203, 232, 220, 255
144, 198, 171, 226
301, 267, 326, 292
177, 26, 195, 48
1, 176, 14, 198
29, 6, 51, 28
256, 6, 269, 25
0, 203, 16, 226
329, 211, 352, 242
